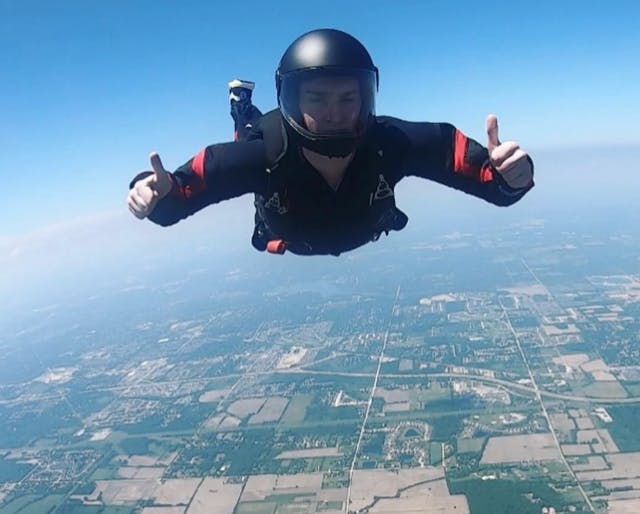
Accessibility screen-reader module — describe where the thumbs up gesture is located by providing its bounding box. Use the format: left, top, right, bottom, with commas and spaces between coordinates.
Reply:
486, 114, 533, 189
127, 152, 174, 219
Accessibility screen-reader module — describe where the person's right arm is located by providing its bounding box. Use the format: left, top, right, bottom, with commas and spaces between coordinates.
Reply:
127, 139, 269, 226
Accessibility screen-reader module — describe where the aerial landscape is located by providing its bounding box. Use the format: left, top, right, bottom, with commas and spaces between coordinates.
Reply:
2, 3, 639, 513
1, 210, 638, 514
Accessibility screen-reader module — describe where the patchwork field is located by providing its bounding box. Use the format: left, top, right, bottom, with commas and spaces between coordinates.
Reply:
374, 388, 411, 403
561, 444, 592, 456
481, 433, 560, 464
279, 395, 313, 425
569, 455, 608, 471
236, 472, 346, 513
577, 452, 640, 482
153, 478, 202, 505
606, 498, 640, 513
186, 478, 243, 514
141, 508, 186, 514
249, 397, 290, 424
88, 479, 164, 504
349, 468, 468, 513
228, 398, 267, 418
275, 448, 343, 459
198, 389, 231, 403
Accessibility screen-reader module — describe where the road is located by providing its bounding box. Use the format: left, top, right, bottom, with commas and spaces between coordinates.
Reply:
344, 284, 400, 514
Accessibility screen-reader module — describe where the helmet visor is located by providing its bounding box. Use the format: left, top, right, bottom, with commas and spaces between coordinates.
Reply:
279, 68, 376, 143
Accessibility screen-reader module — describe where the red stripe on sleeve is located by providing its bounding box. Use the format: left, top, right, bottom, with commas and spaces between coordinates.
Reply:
479, 163, 494, 183
192, 148, 206, 180
182, 148, 207, 197
453, 129, 469, 174
453, 130, 494, 182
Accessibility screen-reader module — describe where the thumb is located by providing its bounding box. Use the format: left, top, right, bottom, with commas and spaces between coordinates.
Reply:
486, 114, 500, 151
149, 152, 168, 180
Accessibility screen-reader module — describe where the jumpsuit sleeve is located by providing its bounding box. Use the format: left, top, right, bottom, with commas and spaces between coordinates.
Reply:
129, 139, 269, 226
378, 116, 534, 206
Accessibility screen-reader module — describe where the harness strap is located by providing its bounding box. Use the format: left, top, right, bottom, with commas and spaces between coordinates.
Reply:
249, 113, 408, 255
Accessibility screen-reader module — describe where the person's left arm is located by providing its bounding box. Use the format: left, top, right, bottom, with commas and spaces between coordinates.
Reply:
381, 115, 534, 206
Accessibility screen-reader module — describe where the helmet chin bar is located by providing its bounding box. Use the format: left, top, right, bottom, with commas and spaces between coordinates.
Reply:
283, 114, 363, 158
304, 137, 359, 158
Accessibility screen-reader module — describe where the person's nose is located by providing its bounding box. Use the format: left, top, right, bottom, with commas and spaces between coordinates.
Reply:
324, 100, 344, 123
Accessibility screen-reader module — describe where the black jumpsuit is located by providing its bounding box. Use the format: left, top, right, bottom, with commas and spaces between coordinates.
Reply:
132, 110, 534, 256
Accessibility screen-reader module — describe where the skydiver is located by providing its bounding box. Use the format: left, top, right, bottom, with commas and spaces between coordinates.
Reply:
127, 28, 534, 256
228, 78, 263, 142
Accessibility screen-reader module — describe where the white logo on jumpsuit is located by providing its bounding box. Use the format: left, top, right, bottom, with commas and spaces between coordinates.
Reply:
370, 174, 393, 205
264, 192, 288, 214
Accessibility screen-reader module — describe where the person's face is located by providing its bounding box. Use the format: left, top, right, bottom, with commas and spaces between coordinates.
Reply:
298, 76, 362, 134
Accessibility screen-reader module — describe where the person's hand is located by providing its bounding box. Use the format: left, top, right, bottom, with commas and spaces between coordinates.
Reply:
486, 114, 533, 189
127, 153, 173, 219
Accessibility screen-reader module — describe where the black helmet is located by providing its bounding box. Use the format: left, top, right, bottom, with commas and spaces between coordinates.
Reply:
276, 29, 379, 157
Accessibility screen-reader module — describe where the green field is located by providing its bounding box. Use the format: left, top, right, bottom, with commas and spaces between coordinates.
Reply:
0, 494, 123, 514
236, 502, 277, 514
622, 383, 640, 396
116, 434, 180, 458
580, 381, 628, 399
429, 442, 444, 465
410, 384, 451, 409
279, 395, 312, 425
11, 494, 65, 514
456, 437, 486, 454
0, 457, 33, 482
235, 492, 319, 514
606, 405, 640, 451
265, 493, 316, 503
318, 501, 343, 511
91, 466, 120, 480
276, 503, 316, 514
448, 477, 589, 514
0, 495, 42, 514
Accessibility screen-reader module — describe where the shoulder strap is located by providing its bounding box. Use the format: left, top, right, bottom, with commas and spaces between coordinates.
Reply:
246, 109, 293, 252
247, 109, 288, 170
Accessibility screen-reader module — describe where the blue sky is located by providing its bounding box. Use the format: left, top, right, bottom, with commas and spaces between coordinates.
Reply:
1, 0, 639, 239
